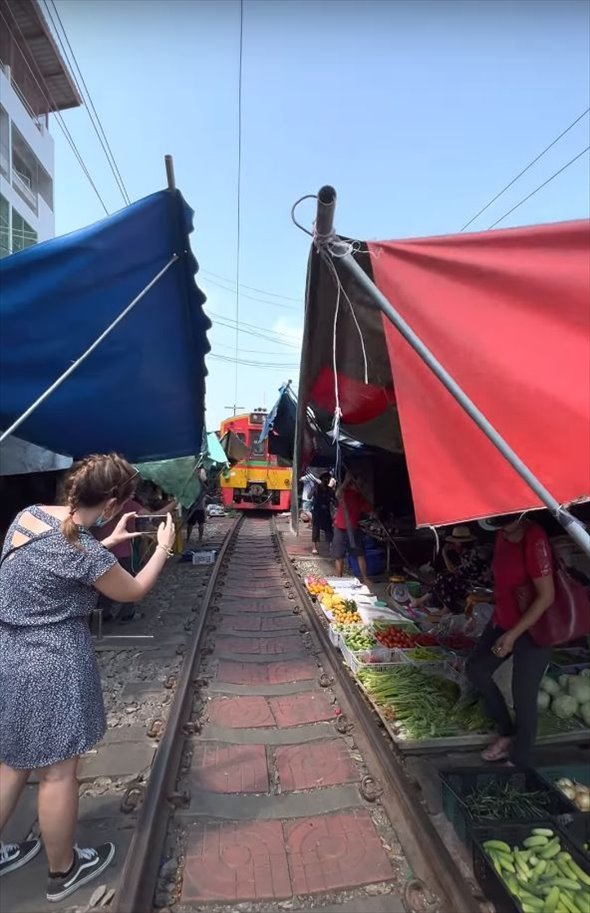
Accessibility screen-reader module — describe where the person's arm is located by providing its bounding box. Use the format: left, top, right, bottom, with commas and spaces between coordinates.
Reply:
493, 575, 554, 657
94, 515, 176, 602
493, 528, 554, 657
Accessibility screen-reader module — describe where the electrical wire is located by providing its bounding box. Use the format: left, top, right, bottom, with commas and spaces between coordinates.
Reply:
0, 7, 109, 215
461, 107, 590, 231
201, 269, 302, 302
210, 354, 299, 369
233, 0, 244, 410
43, 0, 131, 205
488, 146, 590, 229
201, 275, 300, 311
210, 312, 301, 348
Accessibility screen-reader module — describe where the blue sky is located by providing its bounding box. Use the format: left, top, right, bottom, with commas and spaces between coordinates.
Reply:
52, 0, 590, 431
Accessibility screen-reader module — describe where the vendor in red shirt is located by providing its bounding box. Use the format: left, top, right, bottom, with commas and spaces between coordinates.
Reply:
466, 514, 554, 767
332, 473, 372, 583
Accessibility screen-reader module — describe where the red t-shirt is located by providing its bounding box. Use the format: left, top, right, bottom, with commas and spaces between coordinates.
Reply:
334, 489, 371, 531
492, 523, 553, 630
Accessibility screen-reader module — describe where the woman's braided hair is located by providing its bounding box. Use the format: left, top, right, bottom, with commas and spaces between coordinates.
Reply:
62, 453, 138, 546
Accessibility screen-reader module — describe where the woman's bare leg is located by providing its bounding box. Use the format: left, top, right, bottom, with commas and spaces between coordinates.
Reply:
0, 763, 30, 831
37, 758, 79, 873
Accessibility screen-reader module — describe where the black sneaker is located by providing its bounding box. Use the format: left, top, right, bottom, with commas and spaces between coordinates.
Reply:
46, 843, 115, 903
0, 839, 42, 876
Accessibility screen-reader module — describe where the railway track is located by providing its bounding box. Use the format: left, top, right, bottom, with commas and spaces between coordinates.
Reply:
111, 515, 480, 913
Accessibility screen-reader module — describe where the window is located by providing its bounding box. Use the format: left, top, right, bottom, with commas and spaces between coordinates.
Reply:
11, 208, 37, 253
0, 194, 9, 258
0, 106, 9, 180
11, 125, 53, 213
249, 430, 266, 458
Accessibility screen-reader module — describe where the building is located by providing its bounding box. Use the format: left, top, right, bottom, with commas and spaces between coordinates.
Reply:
0, 0, 81, 472
0, 0, 81, 257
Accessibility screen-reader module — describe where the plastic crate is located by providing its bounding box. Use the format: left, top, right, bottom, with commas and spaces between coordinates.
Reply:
550, 648, 590, 672
340, 641, 405, 675
440, 766, 577, 848
328, 624, 342, 649
536, 764, 590, 812
472, 820, 590, 913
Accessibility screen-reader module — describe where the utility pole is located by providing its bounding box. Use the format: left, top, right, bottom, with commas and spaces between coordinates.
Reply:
225, 405, 244, 417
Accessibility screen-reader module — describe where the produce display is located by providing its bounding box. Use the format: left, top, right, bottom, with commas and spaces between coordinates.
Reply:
356, 665, 493, 739
339, 624, 375, 651
406, 646, 444, 662
538, 671, 590, 725
372, 624, 436, 649
438, 633, 476, 653
554, 778, 590, 812
482, 828, 590, 913
465, 782, 551, 821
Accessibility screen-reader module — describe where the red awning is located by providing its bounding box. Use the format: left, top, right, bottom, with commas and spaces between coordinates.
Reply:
368, 219, 590, 526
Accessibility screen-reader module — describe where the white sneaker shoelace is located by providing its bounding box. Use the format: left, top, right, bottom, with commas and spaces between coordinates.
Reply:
0, 844, 19, 864
75, 847, 98, 863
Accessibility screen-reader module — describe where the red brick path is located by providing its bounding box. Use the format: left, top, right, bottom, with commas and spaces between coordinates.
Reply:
182, 520, 397, 905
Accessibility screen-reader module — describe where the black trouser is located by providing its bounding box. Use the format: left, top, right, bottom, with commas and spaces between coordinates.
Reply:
312, 510, 333, 544
465, 622, 551, 768
96, 555, 135, 622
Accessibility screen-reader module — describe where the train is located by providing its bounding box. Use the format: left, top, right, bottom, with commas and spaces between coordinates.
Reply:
219, 409, 292, 511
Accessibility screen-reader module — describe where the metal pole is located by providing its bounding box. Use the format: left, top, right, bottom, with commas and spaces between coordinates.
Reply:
0, 255, 179, 445
315, 189, 590, 556
315, 185, 337, 239
165, 154, 176, 191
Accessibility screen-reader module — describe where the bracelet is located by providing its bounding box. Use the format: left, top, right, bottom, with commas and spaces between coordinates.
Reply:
156, 544, 174, 559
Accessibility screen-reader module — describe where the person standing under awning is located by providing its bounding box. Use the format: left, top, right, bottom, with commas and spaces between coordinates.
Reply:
333, 473, 372, 583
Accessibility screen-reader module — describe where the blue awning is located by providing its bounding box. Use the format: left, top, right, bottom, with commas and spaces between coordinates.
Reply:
0, 189, 210, 462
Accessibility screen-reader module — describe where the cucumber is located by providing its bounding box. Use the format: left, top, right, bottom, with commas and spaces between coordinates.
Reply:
544, 886, 560, 913
532, 860, 547, 878
484, 840, 512, 854
572, 892, 590, 913
558, 858, 580, 882
559, 894, 580, 913
567, 860, 590, 888
552, 879, 581, 891
525, 836, 550, 849
532, 828, 555, 838
540, 841, 562, 860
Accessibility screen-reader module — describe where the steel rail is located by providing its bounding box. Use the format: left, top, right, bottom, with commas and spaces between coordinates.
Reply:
113, 516, 244, 913
273, 518, 480, 913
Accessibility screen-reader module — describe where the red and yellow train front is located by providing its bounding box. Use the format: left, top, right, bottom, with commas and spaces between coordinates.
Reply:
220, 412, 292, 512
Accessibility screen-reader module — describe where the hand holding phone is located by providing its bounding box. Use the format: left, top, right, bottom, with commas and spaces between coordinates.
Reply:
135, 514, 168, 535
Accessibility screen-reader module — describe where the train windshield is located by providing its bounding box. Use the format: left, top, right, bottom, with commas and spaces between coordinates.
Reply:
249, 431, 266, 458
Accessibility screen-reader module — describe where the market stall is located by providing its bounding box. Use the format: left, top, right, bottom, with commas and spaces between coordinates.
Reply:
304, 574, 590, 755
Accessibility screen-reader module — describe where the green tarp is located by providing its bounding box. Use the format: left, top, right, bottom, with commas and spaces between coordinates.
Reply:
134, 433, 227, 509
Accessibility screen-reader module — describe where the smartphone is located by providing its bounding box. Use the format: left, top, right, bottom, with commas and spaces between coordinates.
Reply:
135, 514, 168, 534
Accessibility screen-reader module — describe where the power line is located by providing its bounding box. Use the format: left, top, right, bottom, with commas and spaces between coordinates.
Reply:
0, 7, 109, 215
201, 275, 300, 311
233, 0, 244, 408
210, 312, 301, 348
488, 146, 590, 230
43, 0, 131, 206
202, 269, 302, 303
461, 108, 590, 232
210, 354, 299, 369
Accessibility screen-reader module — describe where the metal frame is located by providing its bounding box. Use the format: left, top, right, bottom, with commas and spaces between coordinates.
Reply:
313, 186, 590, 556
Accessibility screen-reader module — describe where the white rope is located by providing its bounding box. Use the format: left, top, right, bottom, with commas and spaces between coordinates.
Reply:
0, 255, 179, 445
323, 254, 369, 385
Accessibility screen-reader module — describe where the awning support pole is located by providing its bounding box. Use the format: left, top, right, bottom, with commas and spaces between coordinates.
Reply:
0, 255, 179, 446
314, 186, 590, 556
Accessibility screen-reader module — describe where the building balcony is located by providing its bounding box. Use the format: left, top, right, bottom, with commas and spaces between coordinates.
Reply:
12, 167, 37, 214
